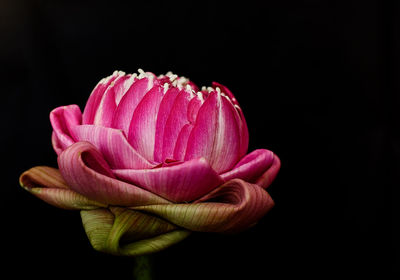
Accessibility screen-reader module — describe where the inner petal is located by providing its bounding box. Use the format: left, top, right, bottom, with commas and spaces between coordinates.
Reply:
128, 85, 164, 162
161, 88, 193, 161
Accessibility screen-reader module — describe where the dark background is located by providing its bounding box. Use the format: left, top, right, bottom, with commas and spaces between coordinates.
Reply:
1, 0, 398, 279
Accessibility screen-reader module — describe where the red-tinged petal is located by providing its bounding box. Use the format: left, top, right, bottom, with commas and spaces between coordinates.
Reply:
133, 179, 274, 233
128, 85, 164, 162
49, 105, 82, 153
113, 157, 224, 202
157, 75, 172, 85
58, 142, 170, 206
236, 105, 249, 157
161, 89, 193, 161
173, 124, 193, 161
255, 153, 281, 189
19, 166, 105, 210
71, 125, 154, 169
186, 80, 199, 92
212, 82, 249, 157
185, 91, 241, 173
112, 77, 156, 135
153, 87, 180, 162
83, 71, 122, 125
220, 149, 275, 182
212, 82, 238, 106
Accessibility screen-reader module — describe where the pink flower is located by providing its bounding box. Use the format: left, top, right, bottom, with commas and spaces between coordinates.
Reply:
20, 70, 280, 256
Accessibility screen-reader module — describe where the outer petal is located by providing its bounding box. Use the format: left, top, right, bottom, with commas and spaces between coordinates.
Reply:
58, 142, 170, 206
255, 153, 281, 189
83, 71, 123, 125
185, 91, 241, 173
19, 166, 105, 210
133, 179, 274, 233
211, 82, 240, 107
128, 85, 164, 162
220, 149, 275, 182
49, 105, 82, 153
71, 125, 154, 169
113, 158, 224, 202
212, 82, 249, 157
112, 77, 156, 135
235, 104, 249, 157
52, 131, 64, 155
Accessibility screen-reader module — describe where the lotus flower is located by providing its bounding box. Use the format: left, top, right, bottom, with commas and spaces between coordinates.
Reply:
19, 69, 280, 256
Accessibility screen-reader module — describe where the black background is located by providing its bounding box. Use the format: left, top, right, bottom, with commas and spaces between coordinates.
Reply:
1, 0, 398, 279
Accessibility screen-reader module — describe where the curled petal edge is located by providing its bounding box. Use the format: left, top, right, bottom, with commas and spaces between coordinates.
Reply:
220, 149, 275, 183
49, 105, 82, 154
256, 153, 281, 189
71, 124, 154, 170
133, 178, 275, 233
58, 141, 170, 206
19, 166, 106, 210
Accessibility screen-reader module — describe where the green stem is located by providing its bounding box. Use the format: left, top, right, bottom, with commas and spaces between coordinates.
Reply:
133, 255, 153, 280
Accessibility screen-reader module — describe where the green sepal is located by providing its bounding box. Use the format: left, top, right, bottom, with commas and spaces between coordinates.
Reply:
80, 207, 190, 256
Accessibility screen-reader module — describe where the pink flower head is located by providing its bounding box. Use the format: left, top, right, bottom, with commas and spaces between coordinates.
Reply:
20, 69, 280, 256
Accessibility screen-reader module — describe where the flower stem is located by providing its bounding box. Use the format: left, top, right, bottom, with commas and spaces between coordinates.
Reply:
133, 255, 153, 280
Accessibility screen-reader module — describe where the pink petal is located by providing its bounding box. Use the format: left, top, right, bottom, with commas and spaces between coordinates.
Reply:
128, 85, 164, 162
93, 74, 133, 127
58, 142, 170, 206
173, 123, 193, 161
220, 149, 275, 182
212, 82, 238, 106
113, 157, 224, 202
161, 89, 192, 161
112, 77, 156, 135
82, 71, 122, 125
51, 132, 64, 155
184, 91, 241, 173
187, 95, 203, 123
235, 105, 249, 157
71, 125, 154, 169
255, 153, 281, 189
170, 95, 203, 161
186, 80, 199, 92
153, 87, 180, 162
212, 82, 249, 157
49, 105, 82, 153
114, 74, 137, 105
133, 179, 274, 233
